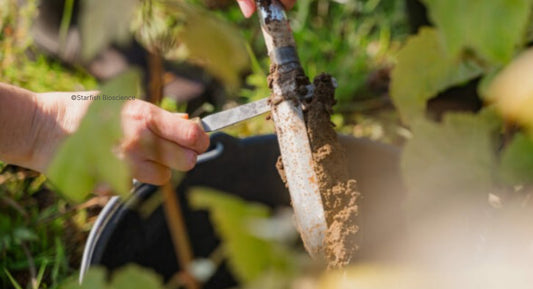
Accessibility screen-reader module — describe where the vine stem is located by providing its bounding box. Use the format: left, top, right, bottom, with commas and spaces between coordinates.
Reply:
148, 51, 199, 289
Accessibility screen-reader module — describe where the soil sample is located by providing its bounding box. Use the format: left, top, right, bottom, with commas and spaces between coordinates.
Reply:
305, 73, 360, 268
271, 67, 360, 268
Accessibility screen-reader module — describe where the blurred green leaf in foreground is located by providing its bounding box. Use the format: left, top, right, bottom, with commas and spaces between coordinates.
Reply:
47, 69, 143, 202
189, 188, 295, 285
61, 265, 164, 289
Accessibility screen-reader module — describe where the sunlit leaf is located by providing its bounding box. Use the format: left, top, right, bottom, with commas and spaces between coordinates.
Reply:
485, 48, 533, 132
47, 69, 142, 202
167, 1, 249, 91
390, 28, 483, 123
402, 110, 501, 208
80, 0, 139, 60
422, 0, 533, 64
500, 133, 533, 185
189, 188, 293, 284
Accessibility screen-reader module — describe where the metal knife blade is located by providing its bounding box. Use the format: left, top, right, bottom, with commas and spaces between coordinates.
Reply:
199, 84, 314, 132
200, 98, 270, 132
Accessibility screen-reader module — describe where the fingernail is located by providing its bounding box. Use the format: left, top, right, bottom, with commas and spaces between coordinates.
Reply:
237, 0, 255, 18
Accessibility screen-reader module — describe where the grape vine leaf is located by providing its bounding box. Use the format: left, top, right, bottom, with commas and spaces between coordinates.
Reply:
484, 48, 533, 133
500, 133, 533, 185
47, 69, 142, 202
422, 0, 533, 64
61, 265, 164, 289
390, 28, 483, 123
134, 1, 249, 91
179, 5, 249, 91
402, 110, 501, 209
80, 0, 139, 60
189, 188, 293, 284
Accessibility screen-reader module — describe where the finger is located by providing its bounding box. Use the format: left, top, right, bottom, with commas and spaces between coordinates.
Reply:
237, 0, 256, 18
131, 159, 171, 185
147, 136, 198, 172
147, 108, 210, 154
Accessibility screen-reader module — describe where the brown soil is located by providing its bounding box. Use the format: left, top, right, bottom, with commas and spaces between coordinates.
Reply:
305, 73, 360, 268
270, 66, 360, 268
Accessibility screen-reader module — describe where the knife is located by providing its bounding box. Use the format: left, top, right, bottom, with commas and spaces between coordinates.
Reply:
199, 84, 314, 132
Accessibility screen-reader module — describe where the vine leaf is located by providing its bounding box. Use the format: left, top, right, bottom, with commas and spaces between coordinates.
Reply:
177, 3, 249, 91
390, 28, 482, 123
80, 0, 139, 60
60, 265, 164, 289
402, 110, 501, 209
422, 0, 533, 64
500, 133, 533, 185
133, 1, 249, 91
189, 188, 293, 284
47, 69, 142, 202
485, 48, 533, 133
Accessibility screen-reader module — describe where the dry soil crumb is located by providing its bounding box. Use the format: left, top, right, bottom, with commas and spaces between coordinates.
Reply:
305, 73, 360, 268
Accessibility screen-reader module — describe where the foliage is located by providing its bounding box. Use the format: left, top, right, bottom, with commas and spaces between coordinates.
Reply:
291, 0, 408, 103
47, 70, 142, 202
80, 0, 139, 60
402, 110, 501, 209
391, 0, 533, 198
390, 28, 483, 123
1, 0, 98, 288
0, 167, 76, 289
189, 188, 296, 285
422, 0, 533, 64
60, 265, 165, 289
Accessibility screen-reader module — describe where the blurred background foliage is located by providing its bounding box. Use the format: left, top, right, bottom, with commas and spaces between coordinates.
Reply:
3, 0, 533, 288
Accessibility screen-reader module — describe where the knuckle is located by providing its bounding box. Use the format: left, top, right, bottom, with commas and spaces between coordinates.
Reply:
183, 123, 201, 146
123, 100, 154, 123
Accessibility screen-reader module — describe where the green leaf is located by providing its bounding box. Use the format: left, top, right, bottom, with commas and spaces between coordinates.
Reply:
167, 2, 249, 91
3, 268, 23, 289
61, 265, 164, 289
47, 69, 142, 202
189, 188, 293, 284
500, 133, 533, 185
402, 110, 501, 208
110, 265, 164, 289
13, 226, 37, 243
60, 267, 106, 289
80, 0, 139, 60
390, 28, 483, 124
422, 0, 533, 64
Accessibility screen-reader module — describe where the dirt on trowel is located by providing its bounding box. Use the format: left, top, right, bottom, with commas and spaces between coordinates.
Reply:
271, 68, 360, 268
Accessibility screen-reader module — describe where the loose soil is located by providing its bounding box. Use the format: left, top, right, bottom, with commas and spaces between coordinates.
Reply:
305, 73, 360, 268
270, 67, 360, 268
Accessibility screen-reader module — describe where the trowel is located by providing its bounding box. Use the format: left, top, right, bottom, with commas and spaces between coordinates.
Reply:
197, 0, 328, 259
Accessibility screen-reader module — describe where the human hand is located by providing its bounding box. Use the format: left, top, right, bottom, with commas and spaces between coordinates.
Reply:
28, 92, 208, 185
236, 0, 296, 18
119, 100, 210, 185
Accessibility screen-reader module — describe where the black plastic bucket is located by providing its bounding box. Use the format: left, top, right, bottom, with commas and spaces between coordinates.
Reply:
80, 133, 406, 288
